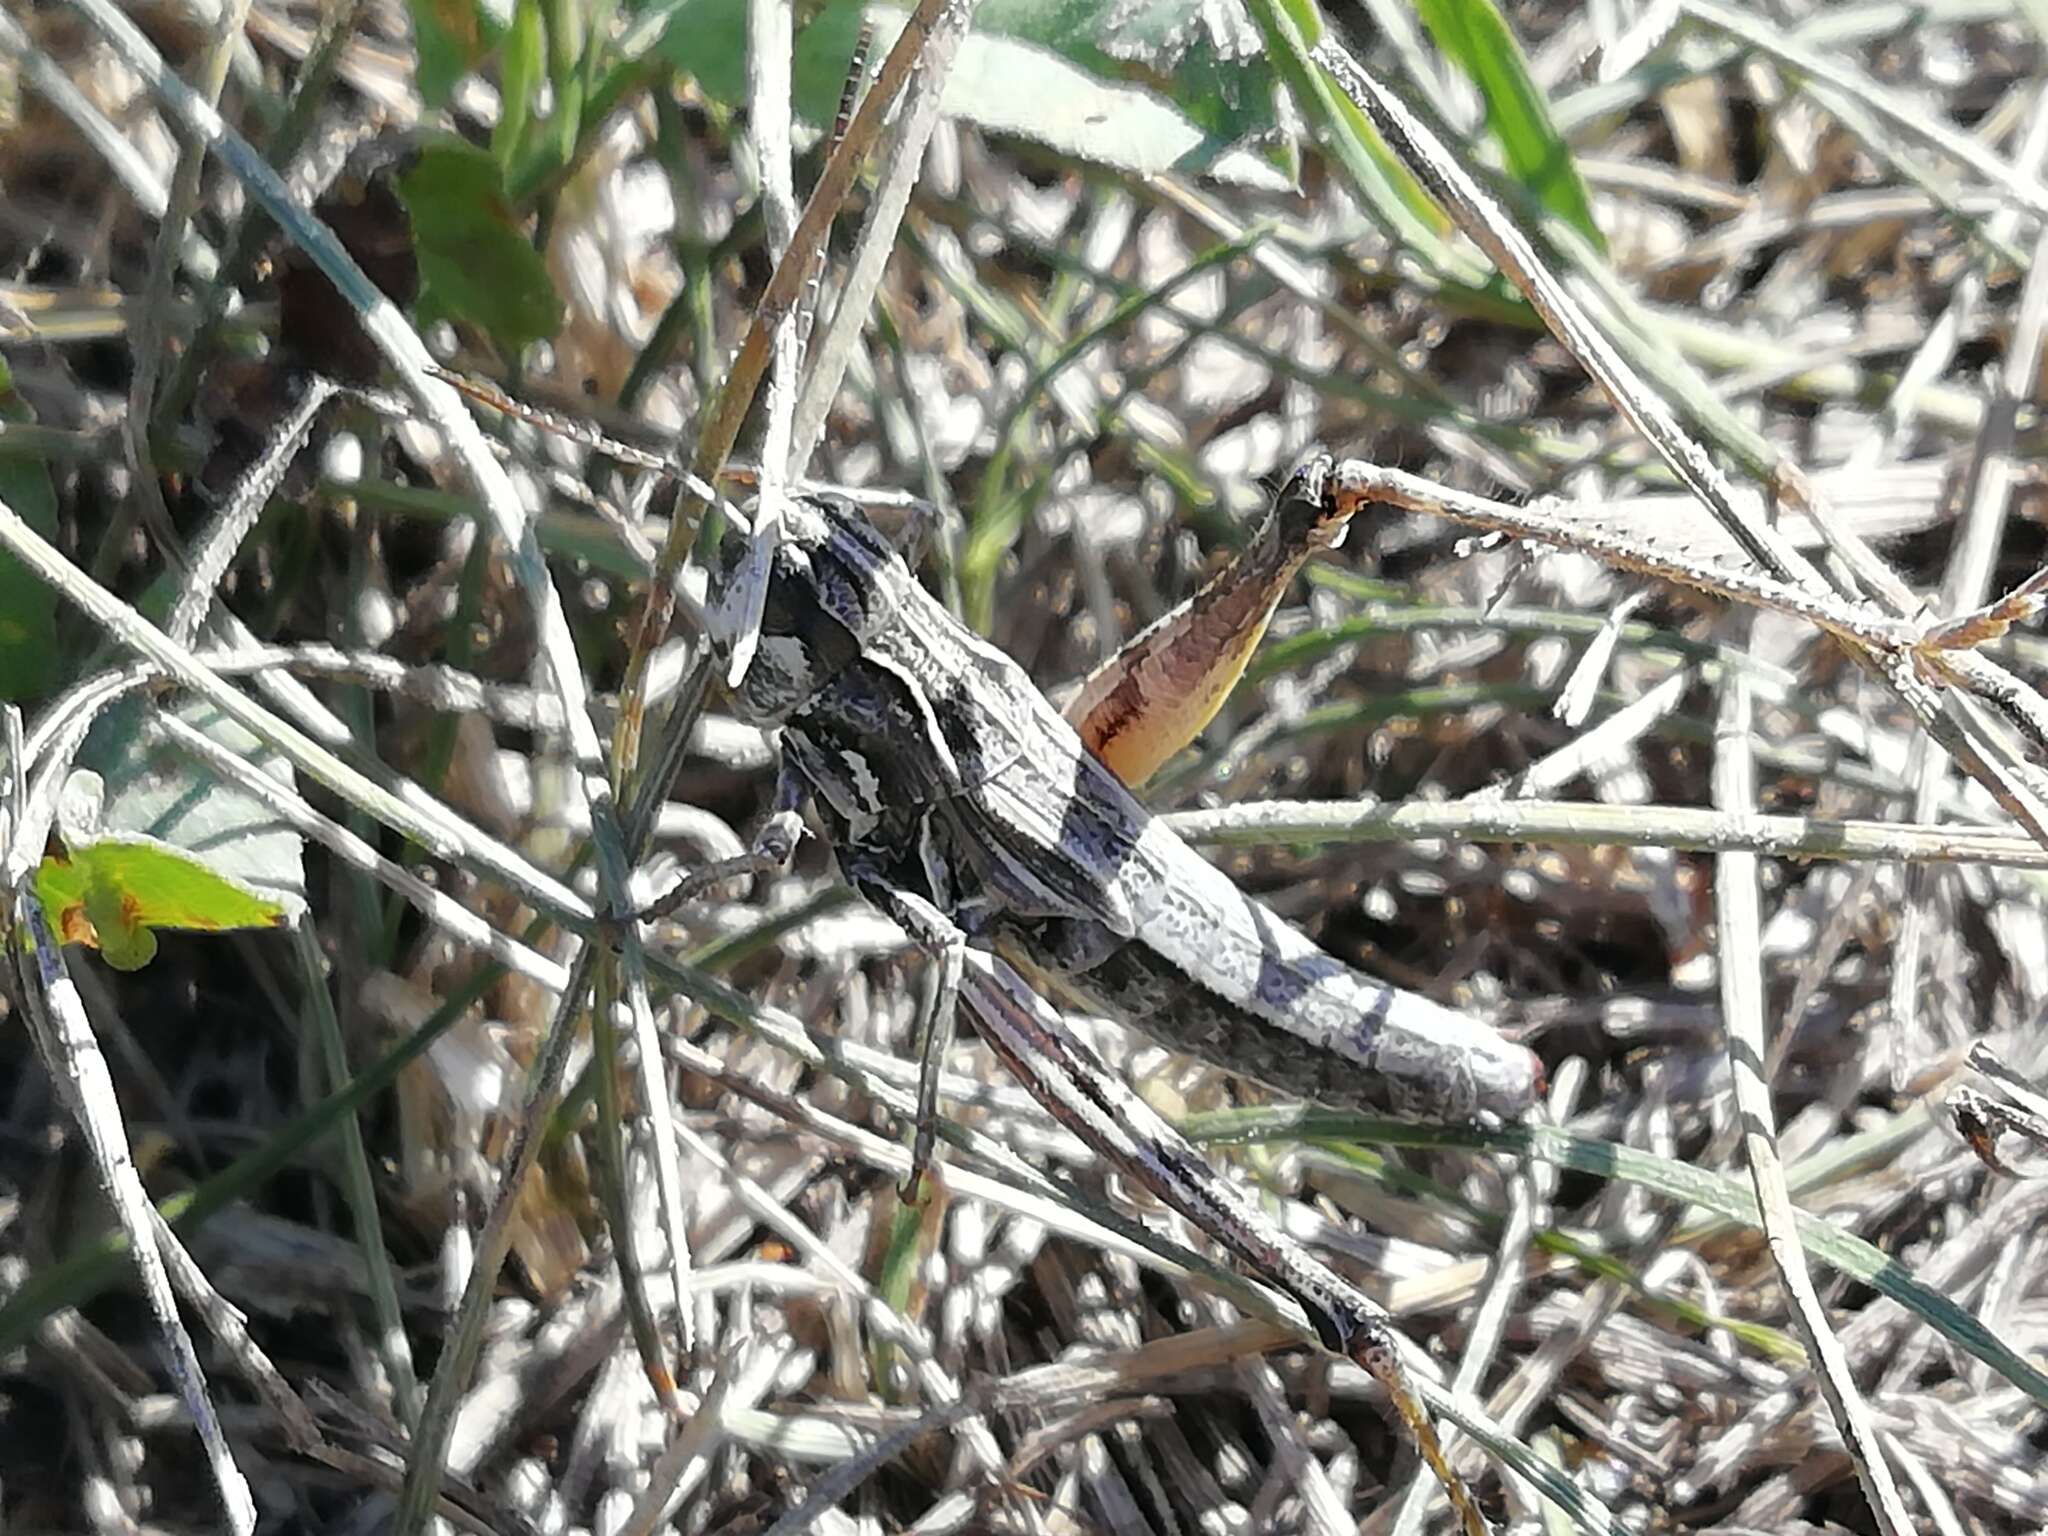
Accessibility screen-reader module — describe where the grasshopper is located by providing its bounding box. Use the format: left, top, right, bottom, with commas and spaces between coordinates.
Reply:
674, 452, 1543, 1530
707, 454, 1540, 1131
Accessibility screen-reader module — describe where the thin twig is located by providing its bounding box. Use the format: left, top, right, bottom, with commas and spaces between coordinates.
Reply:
1165, 795, 2048, 866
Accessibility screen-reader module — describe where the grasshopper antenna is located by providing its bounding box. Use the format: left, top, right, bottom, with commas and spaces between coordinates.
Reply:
791, 17, 874, 379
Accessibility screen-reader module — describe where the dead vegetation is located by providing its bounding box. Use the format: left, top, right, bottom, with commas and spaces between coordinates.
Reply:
3, 1, 2048, 1532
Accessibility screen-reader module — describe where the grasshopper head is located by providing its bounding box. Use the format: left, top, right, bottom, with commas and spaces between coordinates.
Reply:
709, 493, 903, 723
1269, 451, 1349, 555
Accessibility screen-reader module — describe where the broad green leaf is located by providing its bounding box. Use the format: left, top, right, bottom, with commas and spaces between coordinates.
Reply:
936, 29, 1282, 184
1411, 0, 1603, 247
648, 0, 1288, 185
397, 140, 563, 357
964, 0, 1280, 163
811, 2, 1291, 185
35, 772, 292, 972
410, 0, 499, 106
0, 360, 61, 701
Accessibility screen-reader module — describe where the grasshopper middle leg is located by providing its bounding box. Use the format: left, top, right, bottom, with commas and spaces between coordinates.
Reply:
841, 862, 969, 1201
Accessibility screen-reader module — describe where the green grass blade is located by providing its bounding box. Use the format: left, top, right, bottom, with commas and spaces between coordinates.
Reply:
1411, 0, 1603, 247
1237, 0, 1482, 282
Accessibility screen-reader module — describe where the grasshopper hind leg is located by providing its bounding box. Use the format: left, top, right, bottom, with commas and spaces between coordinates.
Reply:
1020, 913, 1124, 971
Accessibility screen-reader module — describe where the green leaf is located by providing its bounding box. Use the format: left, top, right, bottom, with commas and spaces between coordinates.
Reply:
938, 37, 1276, 184
825, 3, 1292, 185
494, 0, 547, 165
968, 0, 1281, 165
35, 769, 292, 972
409, 0, 500, 106
1411, 0, 1603, 247
397, 140, 563, 358
0, 361, 62, 701
646, 0, 1288, 185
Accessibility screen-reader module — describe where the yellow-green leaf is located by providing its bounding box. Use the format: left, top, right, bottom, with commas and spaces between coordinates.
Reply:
33, 837, 291, 972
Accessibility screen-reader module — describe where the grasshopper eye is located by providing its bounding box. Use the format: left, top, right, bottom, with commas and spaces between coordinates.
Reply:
717, 540, 862, 723
1272, 451, 1349, 553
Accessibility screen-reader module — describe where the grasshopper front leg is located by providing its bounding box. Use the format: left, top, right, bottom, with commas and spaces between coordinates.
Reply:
629, 766, 807, 922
